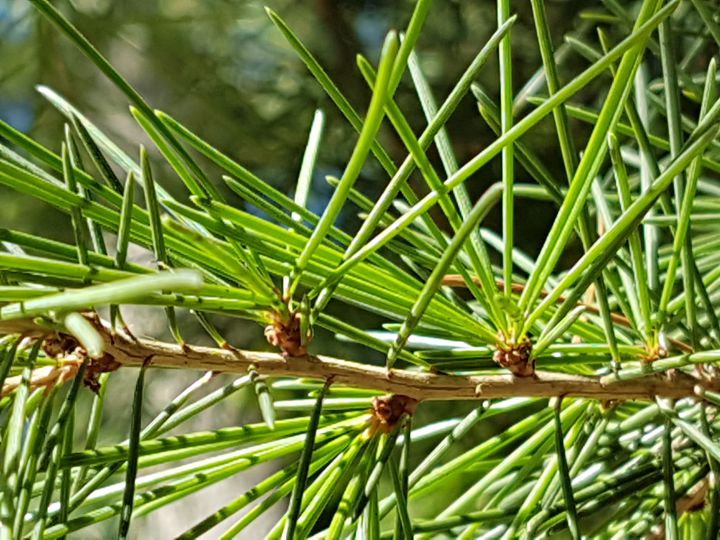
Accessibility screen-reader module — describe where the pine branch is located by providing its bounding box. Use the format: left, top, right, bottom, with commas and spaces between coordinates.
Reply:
2, 318, 718, 402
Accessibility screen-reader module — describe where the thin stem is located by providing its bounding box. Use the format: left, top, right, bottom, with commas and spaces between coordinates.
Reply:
282, 379, 331, 539
288, 32, 398, 296
553, 399, 580, 539
498, 0, 514, 302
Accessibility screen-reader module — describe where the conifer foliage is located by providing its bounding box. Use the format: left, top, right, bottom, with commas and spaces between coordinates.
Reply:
1, 0, 720, 537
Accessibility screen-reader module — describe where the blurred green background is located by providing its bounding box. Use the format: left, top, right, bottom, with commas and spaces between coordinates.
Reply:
0, 0, 607, 537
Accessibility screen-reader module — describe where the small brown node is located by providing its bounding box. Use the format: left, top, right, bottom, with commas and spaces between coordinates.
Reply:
370, 394, 418, 434
264, 311, 307, 357
42, 331, 121, 393
83, 354, 122, 393
42, 332, 80, 359
493, 335, 535, 377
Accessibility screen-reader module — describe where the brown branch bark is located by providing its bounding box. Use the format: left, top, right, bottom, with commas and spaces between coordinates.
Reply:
99, 335, 720, 401
1, 318, 717, 402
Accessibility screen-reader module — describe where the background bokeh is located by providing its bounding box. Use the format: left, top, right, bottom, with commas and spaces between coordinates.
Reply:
0, 0, 607, 537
